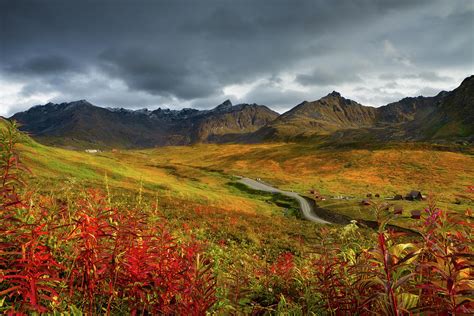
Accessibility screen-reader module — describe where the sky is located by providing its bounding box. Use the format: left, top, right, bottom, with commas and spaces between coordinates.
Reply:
0, 0, 473, 116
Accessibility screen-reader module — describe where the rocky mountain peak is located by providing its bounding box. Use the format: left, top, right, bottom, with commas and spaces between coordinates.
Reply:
214, 99, 233, 112
461, 74, 474, 85
65, 99, 93, 108
327, 91, 342, 98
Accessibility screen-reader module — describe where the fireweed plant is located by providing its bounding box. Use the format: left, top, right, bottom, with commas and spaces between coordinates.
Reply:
0, 122, 216, 314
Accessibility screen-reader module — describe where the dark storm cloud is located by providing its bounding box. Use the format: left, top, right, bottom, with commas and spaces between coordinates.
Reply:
4, 55, 79, 76
0, 0, 473, 115
99, 47, 220, 99
296, 69, 362, 86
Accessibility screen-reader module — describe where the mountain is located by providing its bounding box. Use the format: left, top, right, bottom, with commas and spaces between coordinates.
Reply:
9, 76, 473, 148
191, 101, 280, 143
416, 75, 474, 139
256, 75, 473, 142
257, 91, 379, 140
10, 100, 278, 148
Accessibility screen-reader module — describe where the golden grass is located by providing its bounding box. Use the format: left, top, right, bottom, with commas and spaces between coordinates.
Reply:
137, 143, 473, 197
17, 139, 474, 222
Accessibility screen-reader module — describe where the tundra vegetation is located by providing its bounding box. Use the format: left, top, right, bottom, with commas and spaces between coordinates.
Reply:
0, 121, 473, 314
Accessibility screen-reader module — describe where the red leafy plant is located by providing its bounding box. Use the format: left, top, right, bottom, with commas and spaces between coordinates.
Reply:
414, 202, 474, 314
0, 122, 64, 313
0, 122, 216, 315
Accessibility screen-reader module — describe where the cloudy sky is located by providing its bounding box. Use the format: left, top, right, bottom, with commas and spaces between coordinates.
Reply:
0, 0, 473, 116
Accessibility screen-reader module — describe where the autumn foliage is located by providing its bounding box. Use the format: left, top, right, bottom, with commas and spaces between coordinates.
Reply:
0, 122, 216, 314
0, 122, 473, 314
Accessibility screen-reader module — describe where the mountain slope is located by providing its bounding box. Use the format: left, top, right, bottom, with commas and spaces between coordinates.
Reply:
417, 75, 474, 139
259, 92, 378, 139
11, 100, 176, 148
9, 76, 474, 148
11, 100, 278, 148
256, 76, 473, 142
192, 101, 279, 142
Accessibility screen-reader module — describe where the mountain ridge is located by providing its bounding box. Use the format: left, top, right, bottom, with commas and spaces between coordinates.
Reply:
11, 99, 279, 148
9, 75, 474, 148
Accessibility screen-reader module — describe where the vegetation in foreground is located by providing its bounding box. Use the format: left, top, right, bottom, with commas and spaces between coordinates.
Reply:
1, 122, 473, 314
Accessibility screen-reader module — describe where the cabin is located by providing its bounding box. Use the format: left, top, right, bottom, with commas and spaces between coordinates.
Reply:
361, 198, 372, 206
411, 210, 421, 219
314, 195, 325, 201
310, 189, 325, 201
85, 149, 100, 154
394, 205, 403, 215
405, 191, 423, 201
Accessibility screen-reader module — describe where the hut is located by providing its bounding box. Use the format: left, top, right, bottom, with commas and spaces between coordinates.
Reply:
405, 191, 423, 201
394, 205, 403, 215
309, 189, 324, 200
315, 195, 325, 201
361, 198, 372, 206
393, 194, 403, 200
411, 210, 421, 219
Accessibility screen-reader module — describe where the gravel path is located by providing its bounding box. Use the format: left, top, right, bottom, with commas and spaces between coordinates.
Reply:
238, 177, 330, 224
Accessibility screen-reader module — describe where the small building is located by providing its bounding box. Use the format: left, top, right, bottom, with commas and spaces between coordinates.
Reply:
375, 193, 380, 198
310, 189, 325, 201
361, 198, 372, 206
85, 149, 100, 154
405, 191, 423, 201
393, 194, 403, 200
394, 205, 403, 215
366, 193, 372, 198
411, 210, 422, 219
314, 195, 325, 201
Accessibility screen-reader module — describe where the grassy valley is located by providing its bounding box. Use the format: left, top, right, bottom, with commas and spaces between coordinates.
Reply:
1, 120, 472, 313
19, 137, 474, 221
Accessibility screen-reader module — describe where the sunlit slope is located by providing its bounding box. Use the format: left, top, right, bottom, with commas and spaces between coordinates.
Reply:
11, 121, 473, 221
17, 140, 277, 215
137, 143, 474, 204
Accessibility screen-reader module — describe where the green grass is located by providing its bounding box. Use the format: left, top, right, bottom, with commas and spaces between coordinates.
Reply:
10, 125, 473, 228
227, 182, 303, 219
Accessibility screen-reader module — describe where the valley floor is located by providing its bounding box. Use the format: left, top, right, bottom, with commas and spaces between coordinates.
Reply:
19, 140, 474, 225
4, 135, 473, 314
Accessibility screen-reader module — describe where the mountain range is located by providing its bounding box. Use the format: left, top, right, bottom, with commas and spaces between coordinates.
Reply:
9, 75, 474, 149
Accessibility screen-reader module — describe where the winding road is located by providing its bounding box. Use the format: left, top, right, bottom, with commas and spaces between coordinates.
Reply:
238, 177, 330, 224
